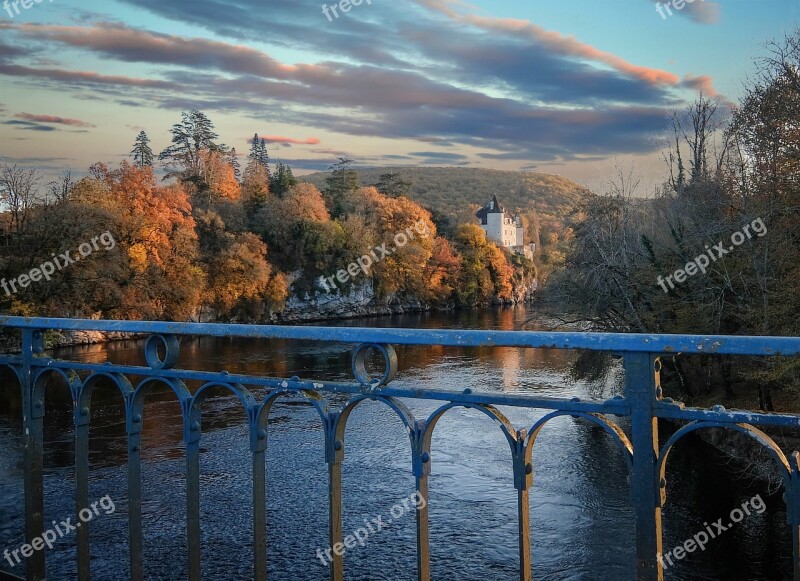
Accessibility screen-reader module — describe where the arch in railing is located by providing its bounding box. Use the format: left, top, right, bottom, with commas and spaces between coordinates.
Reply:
255, 387, 331, 430
130, 376, 193, 413
77, 372, 134, 408
0, 362, 23, 393
336, 394, 417, 439
525, 411, 634, 470
31, 367, 82, 409
656, 421, 792, 505
190, 381, 257, 421
421, 402, 519, 452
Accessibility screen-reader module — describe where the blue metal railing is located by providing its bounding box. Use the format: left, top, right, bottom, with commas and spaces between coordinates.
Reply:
1, 316, 800, 581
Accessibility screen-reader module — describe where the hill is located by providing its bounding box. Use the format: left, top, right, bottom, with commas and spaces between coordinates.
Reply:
301, 166, 587, 221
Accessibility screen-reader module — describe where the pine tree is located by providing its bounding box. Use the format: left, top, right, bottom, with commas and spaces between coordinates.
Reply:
248, 133, 271, 180
259, 138, 271, 179
131, 131, 154, 168
249, 133, 261, 162
229, 147, 241, 181
324, 156, 359, 218
159, 110, 224, 181
375, 172, 411, 198
270, 161, 297, 197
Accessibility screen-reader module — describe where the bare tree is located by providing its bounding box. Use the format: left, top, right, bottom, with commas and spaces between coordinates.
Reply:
0, 163, 43, 236
48, 169, 74, 204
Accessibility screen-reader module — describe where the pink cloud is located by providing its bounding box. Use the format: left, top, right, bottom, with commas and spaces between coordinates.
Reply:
415, 0, 719, 92
681, 75, 718, 97
16, 112, 96, 128
264, 135, 321, 145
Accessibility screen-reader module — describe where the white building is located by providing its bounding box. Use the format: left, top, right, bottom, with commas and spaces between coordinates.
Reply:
475, 195, 535, 258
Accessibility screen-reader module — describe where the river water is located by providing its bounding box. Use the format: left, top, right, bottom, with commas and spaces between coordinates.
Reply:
0, 306, 792, 580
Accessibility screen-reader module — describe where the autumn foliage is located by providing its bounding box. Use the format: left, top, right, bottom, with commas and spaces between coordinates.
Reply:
0, 111, 533, 321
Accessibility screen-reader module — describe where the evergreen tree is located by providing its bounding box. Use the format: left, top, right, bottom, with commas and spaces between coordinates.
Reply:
324, 156, 359, 218
248, 133, 271, 180
375, 172, 411, 198
270, 161, 297, 197
229, 147, 241, 181
259, 139, 270, 177
159, 110, 225, 182
131, 131, 154, 168
249, 133, 261, 162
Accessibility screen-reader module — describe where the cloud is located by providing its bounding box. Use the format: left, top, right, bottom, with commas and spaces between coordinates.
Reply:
0, 155, 71, 163
413, 0, 692, 88
681, 74, 718, 97
409, 151, 469, 160
0, 62, 178, 90
263, 135, 321, 145
0, 3, 722, 166
3, 120, 58, 131
7, 22, 310, 80
16, 112, 96, 128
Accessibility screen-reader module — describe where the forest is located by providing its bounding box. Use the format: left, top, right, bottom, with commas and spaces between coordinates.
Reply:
0, 119, 540, 322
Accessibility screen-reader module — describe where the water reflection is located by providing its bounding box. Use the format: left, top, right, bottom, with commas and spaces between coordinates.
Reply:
0, 305, 791, 580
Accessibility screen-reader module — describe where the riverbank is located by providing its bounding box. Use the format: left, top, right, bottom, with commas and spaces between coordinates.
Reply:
0, 293, 537, 353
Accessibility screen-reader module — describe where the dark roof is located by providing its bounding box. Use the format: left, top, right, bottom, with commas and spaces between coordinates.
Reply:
475, 195, 513, 224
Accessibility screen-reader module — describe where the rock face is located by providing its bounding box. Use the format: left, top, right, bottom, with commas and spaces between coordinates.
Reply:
278, 282, 433, 323
278, 279, 536, 322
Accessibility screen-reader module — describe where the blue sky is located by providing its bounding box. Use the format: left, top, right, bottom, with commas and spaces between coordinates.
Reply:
0, 0, 797, 190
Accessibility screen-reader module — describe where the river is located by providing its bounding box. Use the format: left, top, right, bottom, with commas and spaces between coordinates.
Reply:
0, 306, 791, 580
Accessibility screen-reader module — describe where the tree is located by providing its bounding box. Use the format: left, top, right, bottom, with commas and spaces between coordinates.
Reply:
193, 149, 240, 205
452, 224, 514, 306
359, 186, 437, 299
0, 163, 42, 236
422, 237, 462, 303
248, 133, 271, 180
242, 158, 270, 212
375, 172, 412, 198
71, 161, 205, 320
229, 147, 241, 181
324, 156, 359, 218
131, 131, 154, 168
159, 110, 225, 183
270, 161, 297, 197
260, 139, 269, 171
47, 169, 74, 205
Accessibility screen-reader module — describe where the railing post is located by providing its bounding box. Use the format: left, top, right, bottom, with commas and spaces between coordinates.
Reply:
251, 421, 267, 581
511, 431, 532, 581
127, 397, 144, 581
325, 412, 344, 581
74, 400, 91, 581
185, 406, 202, 581
411, 422, 431, 581
625, 352, 663, 581
21, 329, 45, 581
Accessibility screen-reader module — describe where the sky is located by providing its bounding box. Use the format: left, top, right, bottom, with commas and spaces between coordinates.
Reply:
0, 0, 798, 192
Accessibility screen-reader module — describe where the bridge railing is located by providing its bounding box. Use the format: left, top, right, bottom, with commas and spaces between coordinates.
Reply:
1, 316, 800, 581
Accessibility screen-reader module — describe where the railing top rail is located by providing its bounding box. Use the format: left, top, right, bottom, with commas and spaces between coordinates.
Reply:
2, 316, 800, 356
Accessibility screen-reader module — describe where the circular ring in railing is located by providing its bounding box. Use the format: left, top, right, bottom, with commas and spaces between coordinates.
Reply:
352, 343, 398, 388
144, 334, 180, 370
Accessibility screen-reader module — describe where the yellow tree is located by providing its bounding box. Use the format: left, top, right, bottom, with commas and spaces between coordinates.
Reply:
359, 187, 437, 298
453, 224, 514, 306
72, 161, 205, 319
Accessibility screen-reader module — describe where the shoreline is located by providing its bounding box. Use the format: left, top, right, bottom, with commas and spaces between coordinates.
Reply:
0, 297, 536, 354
